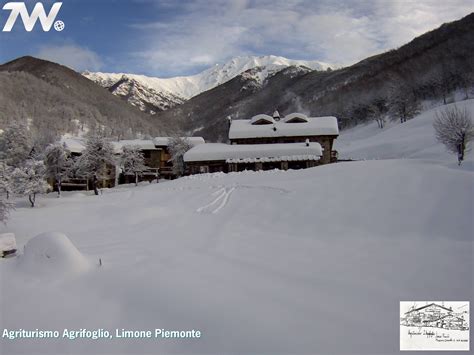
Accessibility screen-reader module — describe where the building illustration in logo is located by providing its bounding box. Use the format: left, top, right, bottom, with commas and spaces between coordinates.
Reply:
400, 302, 469, 331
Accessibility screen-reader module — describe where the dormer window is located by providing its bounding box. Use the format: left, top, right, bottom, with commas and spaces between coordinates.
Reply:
250, 114, 275, 125
283, 113, 309, 123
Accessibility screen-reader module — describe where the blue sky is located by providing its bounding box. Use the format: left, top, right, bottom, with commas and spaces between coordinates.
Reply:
1, 0, 473, 77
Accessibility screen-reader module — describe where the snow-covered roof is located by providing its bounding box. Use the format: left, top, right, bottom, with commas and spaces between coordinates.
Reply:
184, 142, 322, 163
153, 137, 205, 147
111, 140, 157, 154
229, 113, 339, 139
60, 137, 86, 154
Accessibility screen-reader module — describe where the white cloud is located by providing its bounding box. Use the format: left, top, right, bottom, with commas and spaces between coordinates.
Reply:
129, 0, 474, 76
35, 44, 103, 72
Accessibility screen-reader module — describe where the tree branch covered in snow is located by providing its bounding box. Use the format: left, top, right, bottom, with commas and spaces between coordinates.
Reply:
0, 121, 32, 168
75, 131, 116, 195
44, 142, 72, 197
12, 159, 50, 207
120, 145, 147, 186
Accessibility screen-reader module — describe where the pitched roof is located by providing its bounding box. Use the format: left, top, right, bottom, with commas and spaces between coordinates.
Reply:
184, 142, 323, 162
229, 113, 339, 140
60, 137, 86, 153
111, 140, 157, 153
405, 303, 453, 314
153, 137, 205, 147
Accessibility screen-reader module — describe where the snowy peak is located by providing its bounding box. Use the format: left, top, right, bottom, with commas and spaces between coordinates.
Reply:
83, 55, 332, 114
191, 55, 330, 95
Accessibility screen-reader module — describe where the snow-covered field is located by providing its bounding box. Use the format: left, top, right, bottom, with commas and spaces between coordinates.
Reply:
337, 98, 474, 164
1, 101, 473, 355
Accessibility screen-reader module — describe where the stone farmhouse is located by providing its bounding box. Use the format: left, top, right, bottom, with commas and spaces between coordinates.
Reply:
184, 111, 339, 174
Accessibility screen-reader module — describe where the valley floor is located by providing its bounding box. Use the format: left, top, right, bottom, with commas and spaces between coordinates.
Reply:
0, 100, 473, 355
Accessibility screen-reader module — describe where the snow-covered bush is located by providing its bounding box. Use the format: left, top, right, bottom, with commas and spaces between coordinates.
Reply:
121, 145, 147, 186
44, 142, 72, 196
12, 159, 50, 207
434, 105, 473, 165
168, 137, 192, 177
75, 132, 116, 195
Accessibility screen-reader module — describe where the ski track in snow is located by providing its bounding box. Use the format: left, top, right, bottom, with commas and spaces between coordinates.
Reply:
196, 186, 235, 214
196, 184, 289, 214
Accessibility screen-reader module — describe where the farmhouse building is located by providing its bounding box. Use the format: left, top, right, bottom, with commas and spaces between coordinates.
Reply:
229, 112, 339, 164
60, 136, 205, 189
184, 112, 339, 174
401, 303, 469, 330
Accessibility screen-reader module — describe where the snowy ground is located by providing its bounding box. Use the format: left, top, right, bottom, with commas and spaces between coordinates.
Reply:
0, 101, 473, 355
336, 98, 474, 164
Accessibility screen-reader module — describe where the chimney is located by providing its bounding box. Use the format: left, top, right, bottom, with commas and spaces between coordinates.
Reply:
273, 110, 280, 121
305, 139, 310, 147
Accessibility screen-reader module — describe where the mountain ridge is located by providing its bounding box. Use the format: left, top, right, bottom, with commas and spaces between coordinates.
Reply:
83, 55, 332, 114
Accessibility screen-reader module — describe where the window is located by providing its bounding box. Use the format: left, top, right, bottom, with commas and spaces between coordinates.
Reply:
199, 166, 209, 174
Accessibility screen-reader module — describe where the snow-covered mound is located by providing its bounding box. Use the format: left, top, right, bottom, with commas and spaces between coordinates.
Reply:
337, 99, 474, 161
84, 55, 331, 102
17, 232, 90, 274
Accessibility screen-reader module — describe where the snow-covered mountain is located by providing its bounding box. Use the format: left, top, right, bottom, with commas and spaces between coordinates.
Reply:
83, 55, 332, 114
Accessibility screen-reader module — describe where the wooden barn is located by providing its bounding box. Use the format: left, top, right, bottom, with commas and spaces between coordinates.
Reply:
229, 112, 339, 164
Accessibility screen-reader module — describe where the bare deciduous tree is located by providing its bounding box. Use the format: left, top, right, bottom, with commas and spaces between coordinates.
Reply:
44, 142, 72, 197
389, 81, 421, 123
433, 105, 473, 165
76, 131, 116, 195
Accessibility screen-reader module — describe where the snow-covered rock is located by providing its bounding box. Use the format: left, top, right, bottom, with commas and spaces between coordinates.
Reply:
0, 233, 16, 256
